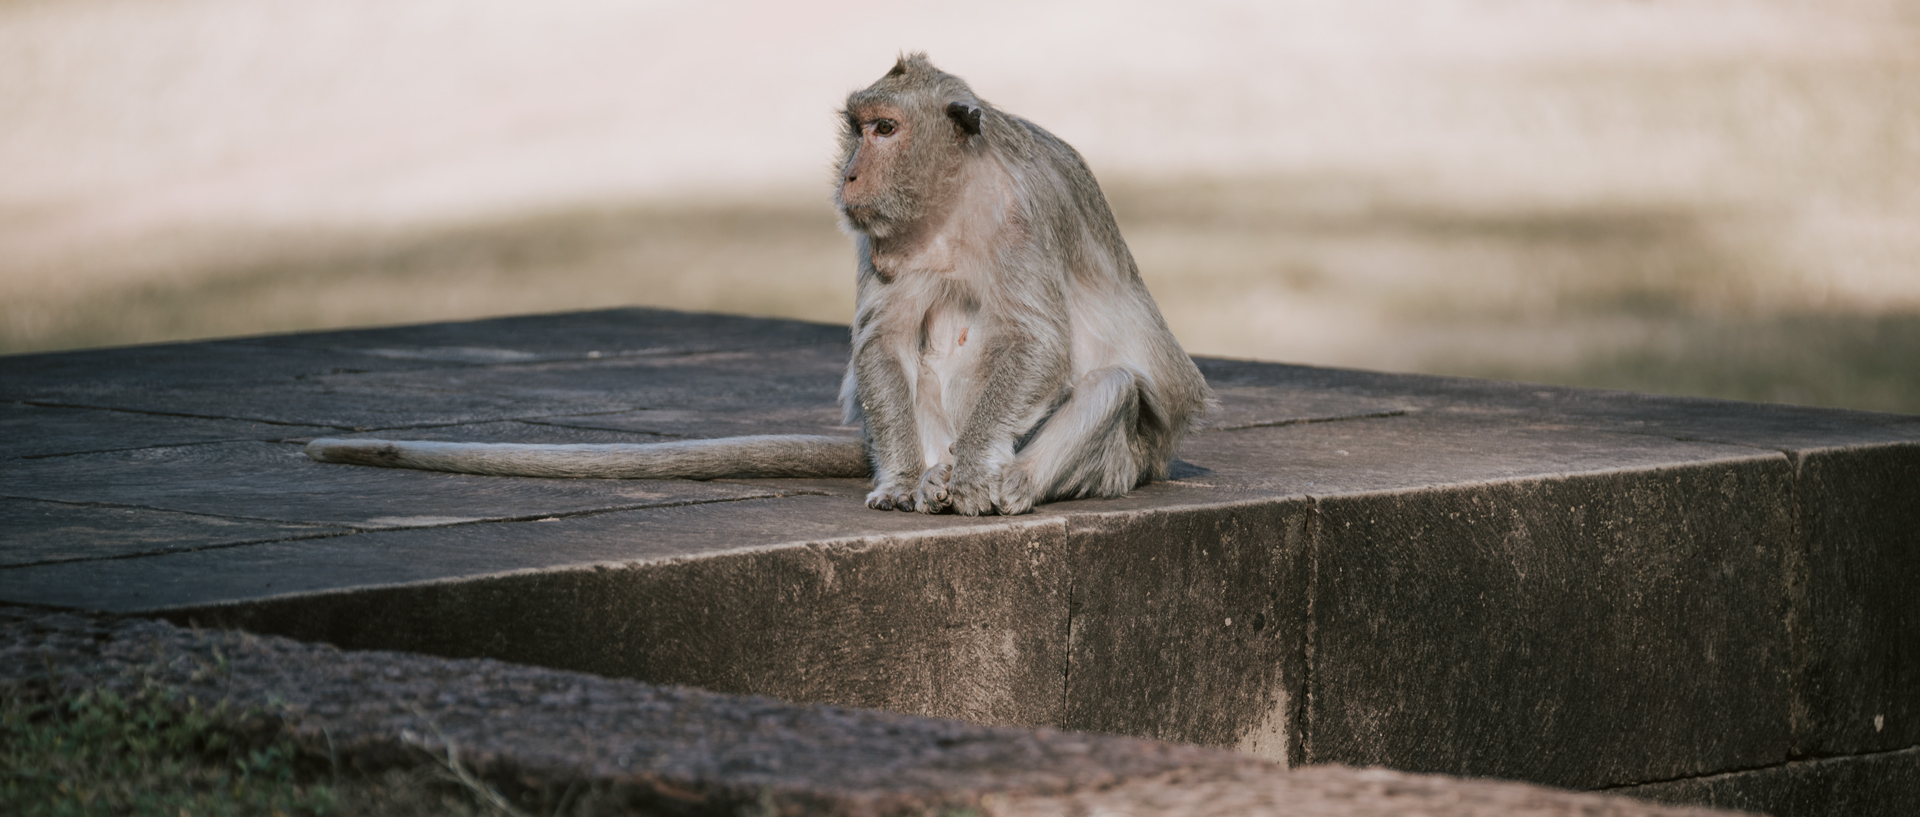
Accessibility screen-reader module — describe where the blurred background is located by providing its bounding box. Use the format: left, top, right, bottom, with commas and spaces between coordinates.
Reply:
2, 0, 1915, 412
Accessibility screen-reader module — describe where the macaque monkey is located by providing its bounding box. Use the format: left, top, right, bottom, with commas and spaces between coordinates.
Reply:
305, 53, 1211, 516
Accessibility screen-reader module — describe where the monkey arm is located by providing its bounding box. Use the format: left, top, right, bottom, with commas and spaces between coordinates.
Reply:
850, 333, 926, 511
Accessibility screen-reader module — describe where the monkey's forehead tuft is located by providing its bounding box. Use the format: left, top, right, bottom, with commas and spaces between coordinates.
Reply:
844, 101, 906, 122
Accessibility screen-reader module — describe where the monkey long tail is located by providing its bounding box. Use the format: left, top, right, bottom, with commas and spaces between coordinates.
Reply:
303, 435, 870, 480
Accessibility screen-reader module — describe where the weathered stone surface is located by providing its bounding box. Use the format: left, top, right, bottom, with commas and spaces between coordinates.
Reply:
0, 338, 452, 401
0, 498, 344, 567
236, 306, 848, 360
0, 311, 848, 431
1200, 382, 1412, 431
0, 402, 336, 460
174, 509, 1070, 728
1619, 747, 1920, 817
1, 608, 1745, 817
1194, 357, 1920, 452
997, 765, 1753, 817
1063, 500, 1312, 764
1176, 411, 1785, 497
0, 495, 954, 606
0, 439, 782, 528
0, 498, 1064, 726
0, 308, 842, 400
1790, 441, 1920, 756
3, 347, 840, 430
1307, 459, 1796, 789
3, 308, 1916, 813
255, 343, 849, 430
536, 405, 858, 441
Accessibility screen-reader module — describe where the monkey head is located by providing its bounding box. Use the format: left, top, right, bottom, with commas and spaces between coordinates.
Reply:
835, 53, 987, 239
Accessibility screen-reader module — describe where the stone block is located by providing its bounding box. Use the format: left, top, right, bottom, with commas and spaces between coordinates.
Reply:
0, 498, 344, 567
1307, 459, 1797, 789
1620, 747, 1920, 817
1, 317, 847, 431
0, 402, 334, 460
151, 499, 1069, 728
0, 338, 447, 401
235, 305, 848, 360
1175, 410, 1786, 499
1064, 500, 1312, 763
0, 440, 780, 528
1790, 441, 1920, 755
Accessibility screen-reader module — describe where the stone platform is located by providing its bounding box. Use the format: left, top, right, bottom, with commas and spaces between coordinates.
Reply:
2, 308, 1916, 816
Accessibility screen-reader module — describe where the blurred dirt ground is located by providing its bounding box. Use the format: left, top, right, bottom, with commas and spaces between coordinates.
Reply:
2, 0, 1915, 413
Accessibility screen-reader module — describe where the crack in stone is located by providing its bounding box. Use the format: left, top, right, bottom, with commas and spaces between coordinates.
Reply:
1203, 409, 1411, 433
1595, 744, 1920, 791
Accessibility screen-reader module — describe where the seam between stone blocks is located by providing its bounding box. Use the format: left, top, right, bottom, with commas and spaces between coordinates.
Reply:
1299, 494, 1322, 767
1594, 743, 1920, 791
1781, 448, 1812, 761
1060, 516, 1075, 730
0, 492, 791, 571
15, 399, 341, 429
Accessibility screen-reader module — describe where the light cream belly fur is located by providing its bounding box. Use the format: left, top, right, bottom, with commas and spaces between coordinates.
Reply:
913, 301, 982, 469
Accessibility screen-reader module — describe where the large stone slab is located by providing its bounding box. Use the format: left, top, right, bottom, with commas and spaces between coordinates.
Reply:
1619, 747, 1920, 817
1789, 441, 1920, 756
3, 346, 843, 430
1063, 499, 1313, 764
186, 504, 1067, 729
0, 497, 1067, 728
1172, 410, 1783, 497
0, 338, 453, 401
1194, 357, 1920, 451
0, 402, 336, 460
0, 309, 848, 431
0, 499, 345, 567
0, 440, 781, 528
235, 306, 848, 360
1306, 458, 1796, 790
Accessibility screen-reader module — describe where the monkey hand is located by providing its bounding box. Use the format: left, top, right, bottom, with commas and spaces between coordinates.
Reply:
865, 480, 918, 511
914, 463, 953, 514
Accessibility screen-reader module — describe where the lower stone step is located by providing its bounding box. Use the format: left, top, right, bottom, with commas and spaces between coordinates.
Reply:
2, 607, 1741, 817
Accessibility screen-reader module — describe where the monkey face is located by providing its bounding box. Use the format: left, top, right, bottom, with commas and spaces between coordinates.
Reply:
836, 55, 985, 240
836, 103, 918, 234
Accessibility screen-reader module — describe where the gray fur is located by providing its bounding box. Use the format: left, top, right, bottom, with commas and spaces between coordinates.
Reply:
836, 53, 1212, 515
301, 54, 1210, 515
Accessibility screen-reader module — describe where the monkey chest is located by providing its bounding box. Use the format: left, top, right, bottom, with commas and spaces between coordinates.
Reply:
916, 303, 978, 381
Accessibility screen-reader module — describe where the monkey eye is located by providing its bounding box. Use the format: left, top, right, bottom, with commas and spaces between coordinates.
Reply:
872, 119, 897, 137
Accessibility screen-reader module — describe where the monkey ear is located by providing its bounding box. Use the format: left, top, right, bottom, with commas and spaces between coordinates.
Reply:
946, 102, 982, 136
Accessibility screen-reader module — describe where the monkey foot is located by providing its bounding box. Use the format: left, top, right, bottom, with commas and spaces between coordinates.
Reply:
992, 465, 1038, 516
865, 484, 917, 512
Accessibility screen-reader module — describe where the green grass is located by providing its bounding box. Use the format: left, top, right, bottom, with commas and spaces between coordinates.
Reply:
0, 677, 551, 817
1, 682, 336, 817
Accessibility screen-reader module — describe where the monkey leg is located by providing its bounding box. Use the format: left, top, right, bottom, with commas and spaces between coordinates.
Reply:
1010, 367, 1144, 511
